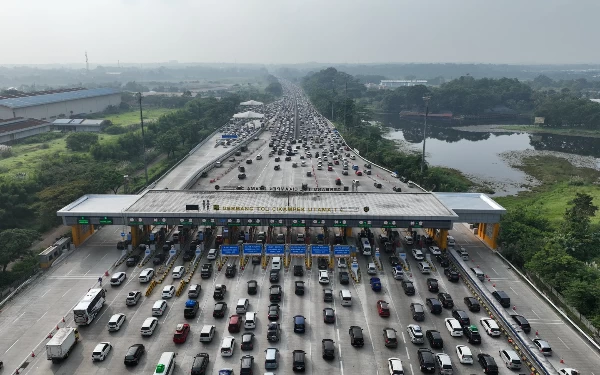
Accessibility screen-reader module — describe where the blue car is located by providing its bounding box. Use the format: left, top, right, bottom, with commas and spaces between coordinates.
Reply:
218, 369, 233, 375
370, 277, 382, 291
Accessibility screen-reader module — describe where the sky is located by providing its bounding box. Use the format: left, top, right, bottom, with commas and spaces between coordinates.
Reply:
2, 0, 599, 65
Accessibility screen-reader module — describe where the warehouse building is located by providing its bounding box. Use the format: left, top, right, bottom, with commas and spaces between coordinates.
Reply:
0, 118, 51, 144
51, 118, 107, 132
0, 88, 121, 120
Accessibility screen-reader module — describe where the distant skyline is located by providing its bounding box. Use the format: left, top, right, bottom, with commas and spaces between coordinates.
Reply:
2, 0, 599, 65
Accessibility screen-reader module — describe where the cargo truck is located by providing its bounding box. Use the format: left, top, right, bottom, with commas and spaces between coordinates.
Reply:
46, 327, 79, 363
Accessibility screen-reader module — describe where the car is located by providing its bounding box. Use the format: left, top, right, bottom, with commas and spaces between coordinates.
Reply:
406, 324, 424, 344
370, 277, 382, 291
293, 315, 306, 333
464, 297, 481, 312
445, 318, 463, 337
392, 265, 404, 280
426, 278, 439, 292
438, 292, 454, 308
268, 304, 280, 321
479, 317, 501, 337
342, 170, 349, 175
267, 322, 281, 342
162, 285, 176, 299
377, 300, 391, 317
240, 332, 255, 351
322, 339, 335, 360
91, 342, 112, 361
213, 302, 227, 318
269, 269, 280, 282
317, 257, 328, 270
355, 170, 363, 176
126, 291, 142, 306
191, 353, 209, 375
383, 327, 398, 348
228, 315, 242, 333
293, 265, 304, 276
269, 285, 282, 302
173, 323, 191, 343
410, 302, 425, 321
240, 354, 254, 374
256, 154, 262, 160
418, 348, 435, 373
123, 343, 145, 366
444, 268, 460, 281
463, 324, 481, 344
247, 280, 257, 295
107, 313, 126, 332
229, 157, 235, 162
349, 325, 364, 347
225, 263, 237, 278
389, 256, 400, 267
426, 298, 442, 314
435, 254, 450, 268
339, 271, 350, 284
533, 338, 552, 356
477, 353, 499, 374
456, 344, 473, 364
511, 314, 531, 333
319, 270, 330, 284
295, 281, 305, 295
426, 329, 444, 348
428, 246, 441, 255
401, 280, 415, 295
412, 248, 424, 260
323, 307, 335, 323
452, 309, 471, 326
559, 369, 580, 375
125, 255, 139, 267
172, 265, 186, 279
292, 349, 306, 371
337, 257, 347, 268
110, 272, 126, 286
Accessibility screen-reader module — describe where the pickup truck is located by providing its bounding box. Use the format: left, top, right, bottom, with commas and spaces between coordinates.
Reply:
46, 327, 79, 363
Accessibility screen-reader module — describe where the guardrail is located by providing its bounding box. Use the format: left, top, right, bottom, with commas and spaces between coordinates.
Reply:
447, 248, 552, 375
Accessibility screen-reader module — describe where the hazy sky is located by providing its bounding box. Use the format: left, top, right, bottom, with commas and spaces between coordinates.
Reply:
2, 0, 599, 65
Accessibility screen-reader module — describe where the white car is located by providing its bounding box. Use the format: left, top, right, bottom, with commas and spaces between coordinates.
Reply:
110, 272, 126, 286
404, 235, 413, 245
406, 324, 424, 344
318, 270, 330, 284
337, 258, 347, 268
429, 246, 442, 256
391, 172, 399, 178
350, 155, 356, 160
126, 291, 142, 306
445, 318, 463, 337
107, 313, 126, 332
256, 155, 262, 160
91, 342, 112, 361
301, 160, 306, 166
221, 336, 235, 357
162, 285, 175, 299
435, 353, 453, 374
388, 357, 403, 375
559, 369, 580, 375
172, 266, 186, 279
479, 317, 501, 337
392, 266, 404, 280
456, 345, 473, 364
411, 248, 424, 261
317, 164, 323, 170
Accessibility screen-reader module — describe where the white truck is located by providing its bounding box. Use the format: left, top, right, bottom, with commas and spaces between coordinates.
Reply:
46, 327, 79, 363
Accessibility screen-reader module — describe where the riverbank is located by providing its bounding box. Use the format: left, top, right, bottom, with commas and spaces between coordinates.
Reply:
454, 124, 600, 138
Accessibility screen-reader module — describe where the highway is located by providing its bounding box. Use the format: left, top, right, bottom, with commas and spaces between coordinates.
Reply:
0, 82, 594, 375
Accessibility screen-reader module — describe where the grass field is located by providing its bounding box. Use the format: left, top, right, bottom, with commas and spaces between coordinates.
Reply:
495, 155, 600, 225
500, 125, 600, 138
97, 108, 175, 127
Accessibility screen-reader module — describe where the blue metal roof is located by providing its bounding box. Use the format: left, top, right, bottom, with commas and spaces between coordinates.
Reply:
0, 88, 120, 109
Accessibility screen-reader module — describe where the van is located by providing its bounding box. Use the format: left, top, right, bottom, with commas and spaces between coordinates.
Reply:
221, 336, 235, 356
236, 298, 249, 314
188, 284, 201, 299
340, 289, 352, 306
447, 236, 455, 247
152, 300, 167, 316
264, 347, 279, 369
360, 237, 372, 255
199, 325, 216, 342
271, 257, 281, 270
244, 312, 256, 329
492, 290, 511, 308
153, 352, 175, 375
471, 267, 485, 281
435, 353, 453, 375
139, 268, 154, 283
418, 262, 431, 274
207, 248, 217, 260
141, 317, 158, 336
499, 349, 522, 370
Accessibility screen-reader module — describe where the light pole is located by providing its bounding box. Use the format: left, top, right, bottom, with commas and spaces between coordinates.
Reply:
331, 79, 335, 121
136, 92, 149, 185
420, 96, 431, 176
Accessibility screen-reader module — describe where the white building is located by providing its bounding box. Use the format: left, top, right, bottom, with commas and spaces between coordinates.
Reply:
0, 88, 121, 120
379, 80, 428, 89
52, 118, 107, 132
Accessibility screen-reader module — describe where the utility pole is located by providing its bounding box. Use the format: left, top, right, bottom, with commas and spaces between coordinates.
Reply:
344, 79, 347, 127
137, 92, 149, 184
331, 79, 335, 121
420, 96, 431, 177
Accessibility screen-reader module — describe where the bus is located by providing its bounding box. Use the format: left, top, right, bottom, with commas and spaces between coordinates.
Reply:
73, 288, 106, 325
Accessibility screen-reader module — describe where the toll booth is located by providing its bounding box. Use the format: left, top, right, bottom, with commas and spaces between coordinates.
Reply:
265, 244, 285, 269
242, 243, 263, 268
219, 244, 240, 269
311, 244, 331, 269
333, 245, 351, 268
39, 237, 71, 268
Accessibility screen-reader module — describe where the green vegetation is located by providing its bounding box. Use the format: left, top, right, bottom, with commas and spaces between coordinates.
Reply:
99, 108, 175, 127
499, 125, 600, 138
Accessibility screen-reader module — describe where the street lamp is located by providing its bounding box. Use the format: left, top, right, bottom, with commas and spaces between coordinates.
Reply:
136, 92, 149, 185
420, 96, 431, 177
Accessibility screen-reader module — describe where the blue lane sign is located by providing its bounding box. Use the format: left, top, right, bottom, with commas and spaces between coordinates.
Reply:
149, 233, 155, 241
170, 249, 176, 256
221, 245, 240, 256
333, 245, 351, 256
265, 244, 285, 255
145, 249, 151, 256
311, 245, 330, 256
290, 245, 306, 255
243, 244, 262, 255
222, 134, 238, 139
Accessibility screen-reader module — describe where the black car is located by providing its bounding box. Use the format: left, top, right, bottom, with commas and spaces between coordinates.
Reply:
200, 263, 212, 279
240, 333, 255, 351
339, 271, 350, 284
389, 256, 400, 267
295, 281, 305, 295
464, 297, 481, 312
463, 325, 482, 344
426, 298, 442, 314
293, 350, 306, 372
478, 353, 499, 375
153, 253, 165, 265
417, 348, 435, 373
318, 258, 328, 270
322, 339, 335, 359
124, 344, 145, 366
213, 284, 227, 300
293, 265, 304, 276
426, 329, 444, 348
270, 270, 280, 282
213, 302, 227, 318
402, 280, 415, 295
438, 292, 454, 308
247, 280, 257, 295
270, 285, 282, 302
126, 255, 139, 267
323, 307, 335, 323
349, 325, 364, 347
435, 254, 450, 268
190, 353, 209, 375
182, 250, 194, 261
240, 355, 254, 375
268, 304, 280, 321
225, 263, 237, 278
452, 309, 471, 326
426, 278, 439, 292
511, 314, 531, 333
444, 268, 460, 282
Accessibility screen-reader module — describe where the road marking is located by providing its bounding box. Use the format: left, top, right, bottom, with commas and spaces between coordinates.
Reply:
40, 289, 50, 298
340, 360, 344, 375
531, 309, 540, 319
405, 345, 410, 359
510, 286, 519, 295
82, 254, 91, 261
61, 288, 72, 298
491, 267, 499, 275
100, 253, 109, 261
84, 269, 91, 275
13, 311, 25, 322
37, 311, 48, 322
4, 338, 19, 354
401, 331, 407, 344
409, 363, 414, 375
557, 336, 571, 349
66, 269, 73, 275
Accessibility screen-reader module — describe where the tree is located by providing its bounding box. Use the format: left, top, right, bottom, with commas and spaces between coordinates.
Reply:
66, 132, 99, 152
0, 229, 39, 271
156, 131, 179, 158
265, 82, 283, 97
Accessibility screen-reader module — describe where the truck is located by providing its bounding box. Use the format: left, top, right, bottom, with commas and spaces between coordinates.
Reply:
46, 327, 79, 363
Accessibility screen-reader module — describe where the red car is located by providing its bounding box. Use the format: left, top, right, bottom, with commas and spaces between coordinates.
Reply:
377, 300, 390, 317
228, 314, 242, 333
355, 170, 363, 176
334, 160, 340, 165
173, 323, 190, 343
328, 166, 333, 171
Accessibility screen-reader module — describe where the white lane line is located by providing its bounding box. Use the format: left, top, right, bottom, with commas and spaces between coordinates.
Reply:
82, 253, 91, 261
100, 253, 109, 261
84, 269, 91, 276
4, 338, 19, 354
557, 336, 571, 350
510, 286, 519, 295
409, 363, 414, 375
491, 267, 499, 275
40, 289, 50, 298
13, 311, 25, 322
401, 331, 407, 344
37, 311, 48, 322
531, 309, 540, 319
61, 288, 72, 298
405, 345, 411, 359
65, 269, 73, 276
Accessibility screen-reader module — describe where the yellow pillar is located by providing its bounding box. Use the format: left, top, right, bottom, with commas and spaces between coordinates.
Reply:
483, 223, 500, 249
72, 225, 82, 246
478, 223, 485, 239
71, 224, 94, 246
439, 229, 448, 250
131, 226, 141, 248
345, 227, 353, 237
